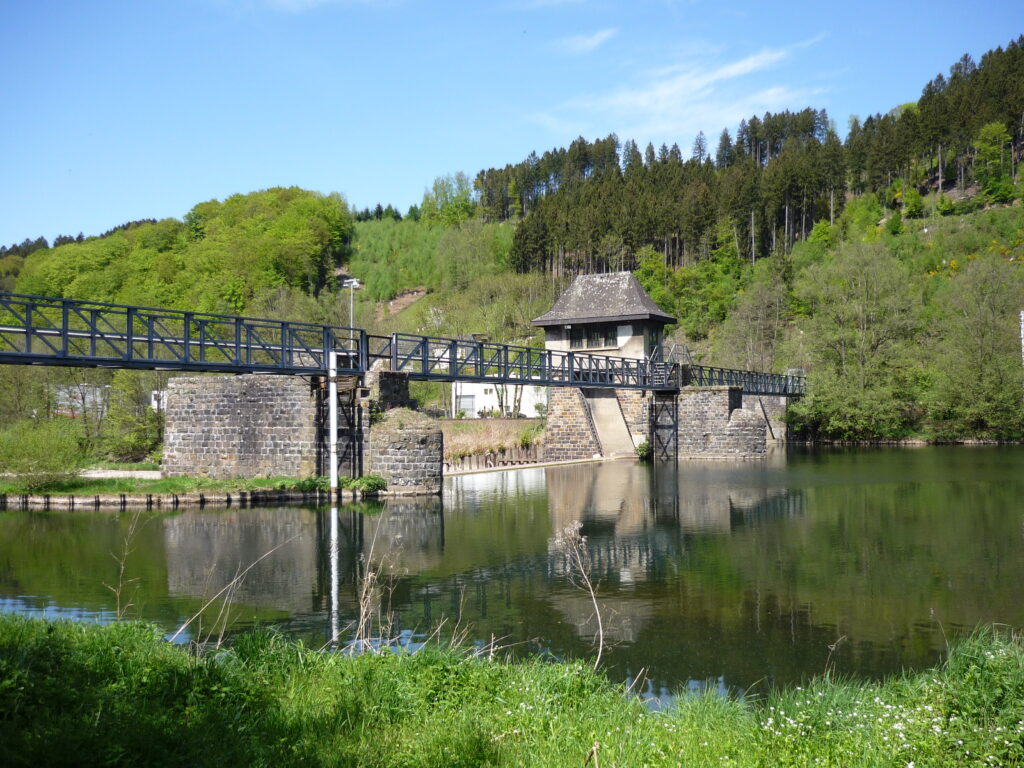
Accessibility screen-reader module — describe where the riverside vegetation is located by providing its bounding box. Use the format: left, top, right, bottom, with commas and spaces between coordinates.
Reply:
0, 473, 387, 497
2, 614, 1024, 767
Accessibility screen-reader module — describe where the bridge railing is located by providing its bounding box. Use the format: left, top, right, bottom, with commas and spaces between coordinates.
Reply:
0, 292, 363, 374
1, 293, 802, 395
682, 364, 804, 395
366, 332, 678, 390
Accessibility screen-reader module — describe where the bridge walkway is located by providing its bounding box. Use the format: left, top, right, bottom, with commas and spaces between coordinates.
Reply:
0, 292, 803, 396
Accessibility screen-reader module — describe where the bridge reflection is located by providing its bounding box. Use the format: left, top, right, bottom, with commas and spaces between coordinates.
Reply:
158, 460, 805, 681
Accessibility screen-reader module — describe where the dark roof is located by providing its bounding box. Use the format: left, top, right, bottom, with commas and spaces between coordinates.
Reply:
531, 272, 676, 327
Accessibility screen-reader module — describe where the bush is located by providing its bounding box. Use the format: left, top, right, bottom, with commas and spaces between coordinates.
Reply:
0, 418, 85, 491
903, 187, 925, 218
985, 178, 1017, 204
636, 439, 653, 462
349, 474, 387, 494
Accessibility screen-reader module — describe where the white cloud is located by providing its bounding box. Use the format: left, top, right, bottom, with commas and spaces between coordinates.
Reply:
558, 28, 618, 55
533, 38, 827, 145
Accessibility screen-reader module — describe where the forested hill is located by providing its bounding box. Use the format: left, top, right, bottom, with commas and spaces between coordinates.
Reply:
8, 188, 355, 323
467, 36, 1023, 274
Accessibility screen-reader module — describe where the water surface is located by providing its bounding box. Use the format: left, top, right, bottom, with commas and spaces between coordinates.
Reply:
2, 445, 1022, 699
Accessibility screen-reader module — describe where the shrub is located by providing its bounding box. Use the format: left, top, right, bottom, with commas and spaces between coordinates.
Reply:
636, 439, 653, 462
349, 474, 387, 494
0, 418, 85, 491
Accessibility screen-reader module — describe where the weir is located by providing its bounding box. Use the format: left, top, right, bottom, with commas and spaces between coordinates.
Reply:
0, 285, 805, 492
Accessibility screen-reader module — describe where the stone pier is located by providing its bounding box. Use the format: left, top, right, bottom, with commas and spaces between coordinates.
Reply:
677, 386, 768, 459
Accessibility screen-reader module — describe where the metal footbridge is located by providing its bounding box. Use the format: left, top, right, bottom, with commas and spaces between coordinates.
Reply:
0, 292, 803, 396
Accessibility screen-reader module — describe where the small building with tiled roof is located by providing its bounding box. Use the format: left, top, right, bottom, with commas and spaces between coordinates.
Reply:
532, 272, 675, 360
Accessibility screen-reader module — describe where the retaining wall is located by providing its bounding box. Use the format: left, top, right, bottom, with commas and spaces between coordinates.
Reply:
366, 415, 444, 495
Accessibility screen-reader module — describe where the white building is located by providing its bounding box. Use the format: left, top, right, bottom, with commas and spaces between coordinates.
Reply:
451, 381, 548, 418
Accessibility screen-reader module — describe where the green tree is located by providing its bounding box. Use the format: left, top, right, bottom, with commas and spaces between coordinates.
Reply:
712, 257, 789, 371
101, 371, 167, 462
789, 243, 921, 438
927, 256, 1024, 437
420, 173, 476, 227
974, 122, 1014, 202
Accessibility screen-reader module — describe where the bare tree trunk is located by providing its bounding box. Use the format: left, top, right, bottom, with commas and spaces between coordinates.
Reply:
750, 207, 756, 262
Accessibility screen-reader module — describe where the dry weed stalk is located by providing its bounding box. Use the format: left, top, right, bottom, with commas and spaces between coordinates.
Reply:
824, 634, 847, 679
348, 513, 400, 654
553, 520, 604, 671
104, 509, 145, 620
169, 533, 301, 644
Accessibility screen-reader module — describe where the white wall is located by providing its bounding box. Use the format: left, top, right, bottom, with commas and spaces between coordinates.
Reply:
451, 381, 548, 418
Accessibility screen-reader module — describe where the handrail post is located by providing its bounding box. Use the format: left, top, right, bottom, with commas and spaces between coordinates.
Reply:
125, 307, 135, 360
235, 318, 243, 366
390, 332, 398, 371
281, 321, 290, 368
24, 302, 32, 354
60, 300, 69, 358
184, 312, 193, 365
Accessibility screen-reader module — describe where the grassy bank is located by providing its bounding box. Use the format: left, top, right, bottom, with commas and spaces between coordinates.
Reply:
440, 418, 544, 462
2, 616, 1022, 767
0, 474, 386, 497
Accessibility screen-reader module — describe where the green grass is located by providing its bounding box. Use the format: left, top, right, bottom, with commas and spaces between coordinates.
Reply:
2, 615, 1023, 767
0, 474, 387, 496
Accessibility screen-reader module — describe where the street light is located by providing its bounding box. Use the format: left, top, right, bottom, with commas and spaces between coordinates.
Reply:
340, 278, 361, 345
331, 277, 361, 499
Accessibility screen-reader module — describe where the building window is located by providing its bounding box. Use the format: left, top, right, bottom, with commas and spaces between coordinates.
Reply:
570, 324, 618, 350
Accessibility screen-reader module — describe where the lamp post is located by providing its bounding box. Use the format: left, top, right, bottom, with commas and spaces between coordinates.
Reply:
330, 278, 361, 498
340, 278, 361, 346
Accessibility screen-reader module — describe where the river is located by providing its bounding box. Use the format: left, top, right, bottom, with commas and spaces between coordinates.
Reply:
2, 445, 1022, 701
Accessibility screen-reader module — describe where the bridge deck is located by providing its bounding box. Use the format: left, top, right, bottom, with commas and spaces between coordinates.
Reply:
0, 293, 803, 395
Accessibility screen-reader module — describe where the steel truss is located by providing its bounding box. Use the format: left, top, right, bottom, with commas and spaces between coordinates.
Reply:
0, 292, 804, 395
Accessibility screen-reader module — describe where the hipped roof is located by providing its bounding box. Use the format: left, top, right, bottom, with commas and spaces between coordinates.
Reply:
531, 272, 676, 327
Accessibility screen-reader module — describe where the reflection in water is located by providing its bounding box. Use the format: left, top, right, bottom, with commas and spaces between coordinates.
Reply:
2, 447, 1024, 697
164, 509, 318, 613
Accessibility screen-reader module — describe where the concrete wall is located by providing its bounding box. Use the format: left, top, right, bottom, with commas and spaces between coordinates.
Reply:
677, 386, 767, 459
615, 389, 649, 445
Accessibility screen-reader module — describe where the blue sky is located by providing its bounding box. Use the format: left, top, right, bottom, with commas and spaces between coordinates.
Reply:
1, 0, 1019, 245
